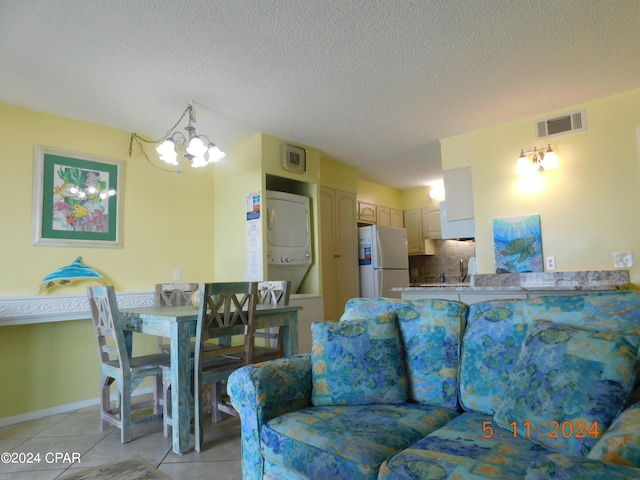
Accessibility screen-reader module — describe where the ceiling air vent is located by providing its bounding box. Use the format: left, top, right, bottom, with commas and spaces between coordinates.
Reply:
535, 109, 586, 140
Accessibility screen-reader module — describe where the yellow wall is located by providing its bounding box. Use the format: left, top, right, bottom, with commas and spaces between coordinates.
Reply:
0, 102, 217, 418
441, 89, 640, 285
319, 157, 358, 192
401, 186, 441, 210
356, 179, 403, 209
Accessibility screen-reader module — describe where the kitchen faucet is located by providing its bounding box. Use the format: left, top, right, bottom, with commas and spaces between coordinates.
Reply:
460, 259, 467, 282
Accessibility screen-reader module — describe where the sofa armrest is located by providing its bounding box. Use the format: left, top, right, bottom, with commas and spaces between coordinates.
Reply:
586, 400, 640, 468
525, 453, 640, 479
228, 353, 312, 480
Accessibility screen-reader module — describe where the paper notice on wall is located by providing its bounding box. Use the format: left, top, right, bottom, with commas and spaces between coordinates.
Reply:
245, 190, 263, 281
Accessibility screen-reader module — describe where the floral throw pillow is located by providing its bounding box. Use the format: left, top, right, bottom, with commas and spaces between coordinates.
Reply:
494, 320, 639, 456
311, 314, 407, 406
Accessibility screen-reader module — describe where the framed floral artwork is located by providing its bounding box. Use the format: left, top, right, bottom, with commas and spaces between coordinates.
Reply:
32, 146, 123, 248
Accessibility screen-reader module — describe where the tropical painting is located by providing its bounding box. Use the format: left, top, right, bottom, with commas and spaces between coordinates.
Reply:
52, 165, 113, 233
33, 146, 123, 248
493, 215, 543, 273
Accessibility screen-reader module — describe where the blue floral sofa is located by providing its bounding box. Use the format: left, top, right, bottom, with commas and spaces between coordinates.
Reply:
228, 291, 640, 479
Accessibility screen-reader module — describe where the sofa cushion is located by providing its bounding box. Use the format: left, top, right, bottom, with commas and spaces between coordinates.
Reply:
587, 401, 640, 467
311, 313, 407, 406
340, 297, 427, 321
525, 453, 640, 479
494, 320, 639, 456
396, 300, 467, 408
261, 403, 460, 480
342, 297, 467, 408
379, 412, 549, 480
522, 291, 640, 336
459, 299, 528, 414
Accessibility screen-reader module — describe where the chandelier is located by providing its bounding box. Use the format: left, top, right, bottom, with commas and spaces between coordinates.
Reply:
129, 103, 225, 169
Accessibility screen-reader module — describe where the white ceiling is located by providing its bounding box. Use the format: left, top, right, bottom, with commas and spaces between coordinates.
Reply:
1, 0, 639, 190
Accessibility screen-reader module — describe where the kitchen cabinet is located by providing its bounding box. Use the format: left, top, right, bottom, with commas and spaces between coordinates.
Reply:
357, 202, 376, 224
421, 206, 441, 239
376, 206, 390, 226
440, 201, 475, 239
321, 187, 360, 321
405, 208, 437, 255
390, 208, 404, 228
443, 167, 474, 221
404, 208, 424, 254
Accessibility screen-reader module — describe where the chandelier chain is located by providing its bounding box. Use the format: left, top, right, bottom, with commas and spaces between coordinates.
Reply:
128, 105, 195, 171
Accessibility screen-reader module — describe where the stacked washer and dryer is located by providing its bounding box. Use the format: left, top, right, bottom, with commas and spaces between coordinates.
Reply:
265, 190, 312, 293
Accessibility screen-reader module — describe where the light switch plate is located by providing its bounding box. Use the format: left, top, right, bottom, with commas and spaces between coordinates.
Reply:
173, 268, 182, 281
613, 252, 634, 268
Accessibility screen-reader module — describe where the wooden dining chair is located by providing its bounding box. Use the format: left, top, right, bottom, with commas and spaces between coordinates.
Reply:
87, 285, 171, 443
193, 282, 259, 452
205, 280, 292, 441
154, 283, 199, 353
253, 280, 291, 360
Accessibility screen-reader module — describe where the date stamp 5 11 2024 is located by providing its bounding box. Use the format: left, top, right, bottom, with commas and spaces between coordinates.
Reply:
482, 420, 600, 440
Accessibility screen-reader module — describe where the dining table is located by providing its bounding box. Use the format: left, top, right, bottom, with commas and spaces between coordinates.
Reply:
121, 303, 301, 454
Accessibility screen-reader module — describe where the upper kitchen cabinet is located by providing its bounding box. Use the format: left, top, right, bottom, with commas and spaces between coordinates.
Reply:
357, 202, 377, 224
421, 206, 441, 239
376, 206, 390, 226
404, 208, 423, 254
404, 208, 436, 255
441, 166, 475, 239
389, 208, 404, 228
440, 201, 475, 239
377, 206, 404, 228
442, 167, 474, 221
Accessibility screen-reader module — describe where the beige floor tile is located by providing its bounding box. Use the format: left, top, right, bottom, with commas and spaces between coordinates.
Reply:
158, 460, 242, 480
0, 406, 243, 479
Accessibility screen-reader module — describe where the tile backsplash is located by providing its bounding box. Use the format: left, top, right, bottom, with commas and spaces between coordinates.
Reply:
409, 239, 476, 284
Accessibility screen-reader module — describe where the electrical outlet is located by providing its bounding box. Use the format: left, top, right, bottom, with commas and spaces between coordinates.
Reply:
545, 256, 556, 271
173, 268, 182, 281
613, 252, 634, 268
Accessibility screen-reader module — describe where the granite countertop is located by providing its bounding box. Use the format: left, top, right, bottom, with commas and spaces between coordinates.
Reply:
394, 270, 630, 292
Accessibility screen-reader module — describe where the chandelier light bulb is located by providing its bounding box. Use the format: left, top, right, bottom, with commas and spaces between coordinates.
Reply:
156, 139, 179, 165
186, 137, 207, 156
191, 155, 208, 168
207, 145, 225, 163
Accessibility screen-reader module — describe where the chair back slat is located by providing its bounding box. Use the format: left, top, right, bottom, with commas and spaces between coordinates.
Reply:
155, 283, 199, 307
87, 286, 130, 370
258, 280, 291, 306
195, 282, 258, 366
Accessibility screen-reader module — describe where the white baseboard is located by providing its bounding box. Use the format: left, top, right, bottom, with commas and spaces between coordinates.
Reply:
0, 387, 155, 428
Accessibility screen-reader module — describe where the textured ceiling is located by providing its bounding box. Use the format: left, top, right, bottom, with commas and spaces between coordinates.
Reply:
1, 0, 639, 190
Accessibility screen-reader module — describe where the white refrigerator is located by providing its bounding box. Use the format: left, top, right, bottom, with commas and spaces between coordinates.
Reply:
359, 225, 410, 298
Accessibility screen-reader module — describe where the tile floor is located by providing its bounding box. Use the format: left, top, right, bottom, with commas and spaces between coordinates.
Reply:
0, 403, 242, 480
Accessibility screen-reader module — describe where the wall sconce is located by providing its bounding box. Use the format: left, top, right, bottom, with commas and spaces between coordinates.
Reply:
429, 187, 444, 199
428, 183, 445, 199
516, 144, 559, 175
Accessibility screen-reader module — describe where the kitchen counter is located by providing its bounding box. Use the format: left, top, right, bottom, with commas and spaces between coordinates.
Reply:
394, 270, 630, 293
